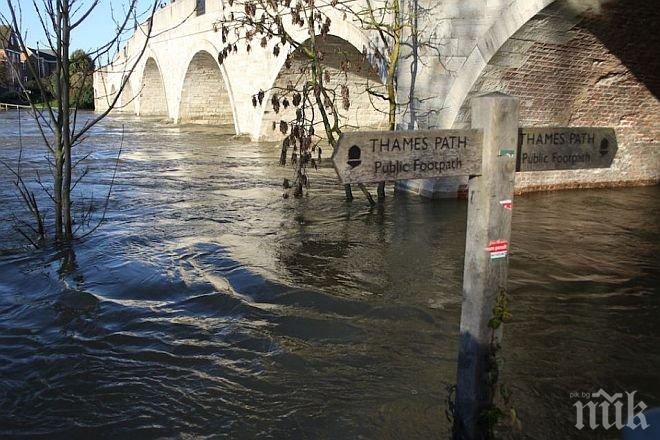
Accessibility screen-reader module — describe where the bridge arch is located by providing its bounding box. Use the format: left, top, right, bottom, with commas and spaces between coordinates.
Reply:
178, 48, 237, 131
440, 0, 557, 127
452, 0, 659, 191
118, 78, 136, 114
109, 85, 117, 106
258, 34, 388, 140
139, 56, 168, 117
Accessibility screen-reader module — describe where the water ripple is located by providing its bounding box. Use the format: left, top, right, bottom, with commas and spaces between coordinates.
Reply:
0, 113, 657, 438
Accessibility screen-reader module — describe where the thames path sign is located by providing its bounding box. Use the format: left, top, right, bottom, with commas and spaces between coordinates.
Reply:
517, 127, 617, 171
331, 129, 484, 184
330, 92, 617, 439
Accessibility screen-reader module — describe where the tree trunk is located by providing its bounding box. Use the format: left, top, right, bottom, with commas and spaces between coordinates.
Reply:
54, 140, 63, 240
407, 0, 419, 130
378, 0, 402, 204
61, 1, 73, 240
53, 3, 64, 240
305, 25, 371, 205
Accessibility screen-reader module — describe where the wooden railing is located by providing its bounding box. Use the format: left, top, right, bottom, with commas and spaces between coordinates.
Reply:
0, 102, 33, 111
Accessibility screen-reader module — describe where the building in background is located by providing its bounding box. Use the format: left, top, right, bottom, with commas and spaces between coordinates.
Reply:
1, 25, 57, 88
26, 47, 57, 80
0, 25, 24, 89
1, 25, 60, 104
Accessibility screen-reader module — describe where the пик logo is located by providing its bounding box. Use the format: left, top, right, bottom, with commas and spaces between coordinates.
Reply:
573, 389, 649, 431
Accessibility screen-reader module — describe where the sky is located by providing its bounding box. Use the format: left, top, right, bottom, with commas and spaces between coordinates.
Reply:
0, 0, 157, 52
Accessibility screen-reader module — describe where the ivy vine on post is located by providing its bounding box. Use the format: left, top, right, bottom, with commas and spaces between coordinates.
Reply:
483, 288, 521, 438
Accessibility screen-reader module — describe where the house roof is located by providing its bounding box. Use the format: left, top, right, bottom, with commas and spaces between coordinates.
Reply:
29, 47, 57, 62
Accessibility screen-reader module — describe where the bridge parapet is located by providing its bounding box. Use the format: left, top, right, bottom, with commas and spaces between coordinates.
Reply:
150, 0, 223, 32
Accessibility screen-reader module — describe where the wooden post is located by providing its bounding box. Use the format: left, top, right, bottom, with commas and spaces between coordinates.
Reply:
455, 92, 519, 439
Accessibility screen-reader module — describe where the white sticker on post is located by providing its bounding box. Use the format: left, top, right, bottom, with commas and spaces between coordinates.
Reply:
486, 240, 509, 260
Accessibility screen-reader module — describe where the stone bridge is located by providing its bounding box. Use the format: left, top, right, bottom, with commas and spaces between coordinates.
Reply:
94, 0, 659, 193
94, 0, 394, 140
94, 0, 565, 139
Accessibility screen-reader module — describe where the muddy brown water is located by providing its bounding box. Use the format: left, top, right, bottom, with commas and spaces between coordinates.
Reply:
0, 112, 658, 439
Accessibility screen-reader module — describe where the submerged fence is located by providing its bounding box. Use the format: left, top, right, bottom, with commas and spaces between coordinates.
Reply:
0, 102, 33, 111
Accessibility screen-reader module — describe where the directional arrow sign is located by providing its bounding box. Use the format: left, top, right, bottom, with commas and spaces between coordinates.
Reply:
331, 129, 483, 184
517, 127, 617, 172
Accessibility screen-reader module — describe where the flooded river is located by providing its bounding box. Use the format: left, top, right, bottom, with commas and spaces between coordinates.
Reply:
0, 111, 658, 439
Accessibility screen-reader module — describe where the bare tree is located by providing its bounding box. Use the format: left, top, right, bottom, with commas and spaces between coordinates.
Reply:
221, 0, 395, 204
0, 0, 163, 244
339, 0, 449, 199
221, 0, 443, 204
338, 0, 404, 200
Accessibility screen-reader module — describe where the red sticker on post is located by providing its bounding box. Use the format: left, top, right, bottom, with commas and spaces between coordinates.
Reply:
486, 240, 509, 259
499, 199, 512, 210
486, 240, 508, 252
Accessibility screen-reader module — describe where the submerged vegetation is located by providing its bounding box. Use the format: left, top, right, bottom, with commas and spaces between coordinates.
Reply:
0, 0, 162, 245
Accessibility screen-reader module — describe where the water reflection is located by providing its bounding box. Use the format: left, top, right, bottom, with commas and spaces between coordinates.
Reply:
0, 112, 657, 438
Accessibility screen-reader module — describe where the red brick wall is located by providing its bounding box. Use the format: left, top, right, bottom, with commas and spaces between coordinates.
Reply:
456, 0, 659, 192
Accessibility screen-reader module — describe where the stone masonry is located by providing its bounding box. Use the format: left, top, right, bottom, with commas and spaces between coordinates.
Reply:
260, 35, 389, 139
401, 0, 658, 196
179, 51, 234, 125
139, 58, 168, 117
94, 0, 658, 196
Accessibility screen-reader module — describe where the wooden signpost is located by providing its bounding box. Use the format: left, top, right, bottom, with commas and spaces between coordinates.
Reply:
331, 92, 617, 440
331, 129, 483, 184
517, 127, 617, 172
